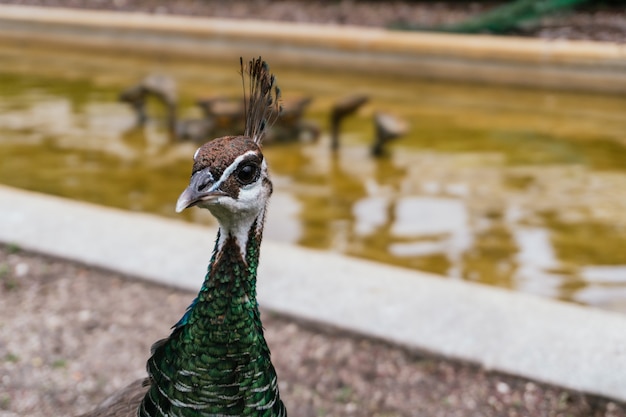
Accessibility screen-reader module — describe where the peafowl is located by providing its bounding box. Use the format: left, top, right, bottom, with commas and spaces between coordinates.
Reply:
80, 57, 287, 417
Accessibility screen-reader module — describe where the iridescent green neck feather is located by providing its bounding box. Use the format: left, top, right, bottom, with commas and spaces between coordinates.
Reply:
139, 220, 286, 417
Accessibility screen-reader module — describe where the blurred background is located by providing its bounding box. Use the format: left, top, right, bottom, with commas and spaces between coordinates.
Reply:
1, 0, 625, 312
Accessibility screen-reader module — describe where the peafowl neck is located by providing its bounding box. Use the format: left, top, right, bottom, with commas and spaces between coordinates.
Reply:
140, 211, 286, 417
198, 213, 265, 321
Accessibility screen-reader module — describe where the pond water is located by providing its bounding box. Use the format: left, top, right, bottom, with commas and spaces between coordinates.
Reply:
1, 43, 626, 313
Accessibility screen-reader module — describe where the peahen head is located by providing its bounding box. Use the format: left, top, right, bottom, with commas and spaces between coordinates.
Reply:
175, 57, 280, 249
176, 136, 272, 231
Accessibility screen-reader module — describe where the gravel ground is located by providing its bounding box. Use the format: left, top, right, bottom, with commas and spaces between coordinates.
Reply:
1, 244, 625, 417
0, 0, 625, 43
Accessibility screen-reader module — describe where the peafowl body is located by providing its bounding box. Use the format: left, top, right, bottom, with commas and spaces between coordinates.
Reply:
80, 57, 286, 417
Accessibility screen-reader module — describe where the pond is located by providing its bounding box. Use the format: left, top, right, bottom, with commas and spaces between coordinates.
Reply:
1, 42, 626, 313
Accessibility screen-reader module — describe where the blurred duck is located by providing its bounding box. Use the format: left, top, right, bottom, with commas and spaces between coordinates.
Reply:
196, 94, 320, 143
196, 96, 245, 133
329, 94, 369, 151
120, 74, 214, 142
268, 96, 320, 143
371, 111, 409, 157
119, 74, 177, 127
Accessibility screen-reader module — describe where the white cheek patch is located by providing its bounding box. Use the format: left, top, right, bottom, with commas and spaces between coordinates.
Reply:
193, 147, 201, 161
214, 193, 266, 259
237, 181, 265, 207
210, 158, 269, 260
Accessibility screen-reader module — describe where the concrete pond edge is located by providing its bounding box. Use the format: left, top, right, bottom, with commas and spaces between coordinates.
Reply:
1, 185, 625, 402
0, 4, 625, 93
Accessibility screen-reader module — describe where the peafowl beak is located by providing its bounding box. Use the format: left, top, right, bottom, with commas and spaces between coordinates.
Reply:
175, 169, 227, 213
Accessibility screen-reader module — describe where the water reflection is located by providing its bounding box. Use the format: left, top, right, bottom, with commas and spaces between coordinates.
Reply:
2, 46, 626, 313
512, 227, 562, 298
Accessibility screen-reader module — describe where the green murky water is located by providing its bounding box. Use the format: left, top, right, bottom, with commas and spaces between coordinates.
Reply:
1, 43, 626, 313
